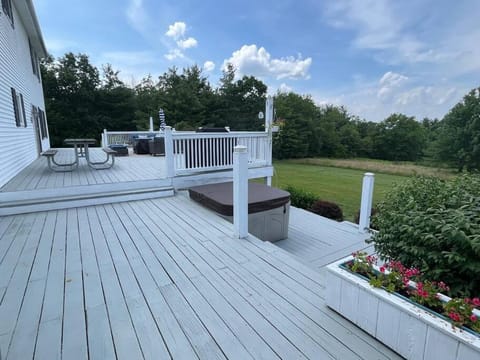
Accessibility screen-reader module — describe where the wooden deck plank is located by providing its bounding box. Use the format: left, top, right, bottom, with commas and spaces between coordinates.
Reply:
86, 206, 144, 360
6, 211, 55, 360
128, 201, 257, 360
62, 208, 88, 360
96, 205, 171, 360
0, 212, 46, 356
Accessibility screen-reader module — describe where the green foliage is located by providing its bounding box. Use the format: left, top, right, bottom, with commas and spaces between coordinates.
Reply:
372, 113, 426, 161
370, 174, 480, 296
436, 87, 480, 171
273, 92, 317, 159
41, 53, 136, 146
283, 184, 318, 210
309, 200, 343, 221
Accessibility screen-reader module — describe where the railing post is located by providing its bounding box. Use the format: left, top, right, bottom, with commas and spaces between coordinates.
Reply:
233, 145, 249, 239
359, 172, 375, 233
103, 129, 108, 147
149, 116, 154, 132
164, 126, 175, 179
264, 96, 274, 186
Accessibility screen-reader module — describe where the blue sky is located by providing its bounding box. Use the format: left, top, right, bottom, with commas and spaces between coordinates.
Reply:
33, 0, 480, 122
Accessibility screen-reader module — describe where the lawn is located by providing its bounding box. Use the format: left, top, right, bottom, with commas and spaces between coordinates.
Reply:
271, 160, 408, 221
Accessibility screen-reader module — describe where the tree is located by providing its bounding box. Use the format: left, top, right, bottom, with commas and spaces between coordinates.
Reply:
41, 52, 101, 146
436, 87, 480, 171
273, 92, 317, 159
373, 114, 426, 161
215, 64, 267, 131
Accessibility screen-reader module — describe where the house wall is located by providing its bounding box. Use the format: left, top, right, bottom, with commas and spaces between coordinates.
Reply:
0, 2, 49, 188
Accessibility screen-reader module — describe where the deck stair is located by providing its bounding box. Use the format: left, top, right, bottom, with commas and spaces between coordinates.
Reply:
0, 180, 174, 216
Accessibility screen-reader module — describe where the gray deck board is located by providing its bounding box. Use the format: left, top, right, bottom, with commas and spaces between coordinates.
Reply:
1, 148, 167, 192
276, 207, 372, 269
0, 195, 402, 360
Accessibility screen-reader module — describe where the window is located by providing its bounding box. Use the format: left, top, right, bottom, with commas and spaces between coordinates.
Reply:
1, 0, 14, 27
10, 88, 27, 128
31, 105, 47, 139
38, 109, 48, 139
29, 40, 40, 79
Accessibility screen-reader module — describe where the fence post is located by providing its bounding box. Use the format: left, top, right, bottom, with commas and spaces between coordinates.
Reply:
233, 145, 249, 239
359, 172, 375, 233
164, 126, 175, 179
103, 129, 108, 147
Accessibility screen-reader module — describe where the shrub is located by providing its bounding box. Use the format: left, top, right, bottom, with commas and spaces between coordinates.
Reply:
283, 184, 318, 210
369, 174, 480, 297
309, 200, 343, 221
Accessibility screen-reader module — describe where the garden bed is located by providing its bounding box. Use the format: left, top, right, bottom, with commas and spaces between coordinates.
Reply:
326, 256, 480, 360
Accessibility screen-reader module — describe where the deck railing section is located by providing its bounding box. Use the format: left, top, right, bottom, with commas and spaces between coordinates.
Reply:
102, 130, 162, 146
170, 130, 271, 175
102, 128, 272, 177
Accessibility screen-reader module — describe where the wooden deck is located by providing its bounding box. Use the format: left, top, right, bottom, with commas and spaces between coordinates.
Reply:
276, 207, 372, 270
0, 195, 401, 360
0, 148, 167, 192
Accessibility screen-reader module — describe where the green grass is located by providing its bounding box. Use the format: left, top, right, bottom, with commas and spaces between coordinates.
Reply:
270, 160, 408, 221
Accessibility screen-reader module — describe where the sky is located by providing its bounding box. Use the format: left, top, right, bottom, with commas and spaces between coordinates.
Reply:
32, 0, 480, 122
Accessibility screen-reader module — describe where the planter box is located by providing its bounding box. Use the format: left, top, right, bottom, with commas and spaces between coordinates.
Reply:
326, 256, 480, 360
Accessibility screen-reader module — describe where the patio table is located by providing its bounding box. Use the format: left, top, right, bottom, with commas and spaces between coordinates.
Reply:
64, 138, 97, 164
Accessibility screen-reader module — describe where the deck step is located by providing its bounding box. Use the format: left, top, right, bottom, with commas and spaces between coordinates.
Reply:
0, 186, 175, 216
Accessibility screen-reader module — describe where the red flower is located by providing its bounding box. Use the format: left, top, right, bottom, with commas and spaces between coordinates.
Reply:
449, 312, 461, 322
379, 266, 386, 273
472, 298, 480, 307
470, 314, 478, 322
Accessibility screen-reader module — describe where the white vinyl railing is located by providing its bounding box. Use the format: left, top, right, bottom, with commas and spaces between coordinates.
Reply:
170, 131, 270, 175
102, 130, 161, 146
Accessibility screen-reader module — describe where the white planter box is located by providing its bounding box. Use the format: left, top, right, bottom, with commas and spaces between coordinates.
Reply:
326, 256, 480, 360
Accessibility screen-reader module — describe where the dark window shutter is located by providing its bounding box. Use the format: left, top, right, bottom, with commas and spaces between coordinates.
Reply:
29, 40, 37, 76
19, 94, 27, 127
11, 87, 20, 127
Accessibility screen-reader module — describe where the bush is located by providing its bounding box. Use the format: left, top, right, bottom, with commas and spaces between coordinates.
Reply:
369, 175, 480, 297
310, 200, 343, 221
283, 184, 318, 210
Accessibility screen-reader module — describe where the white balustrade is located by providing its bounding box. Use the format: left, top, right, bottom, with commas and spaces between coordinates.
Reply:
171, 132, 270, 176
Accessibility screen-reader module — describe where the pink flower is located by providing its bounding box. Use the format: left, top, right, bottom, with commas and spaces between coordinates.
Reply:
472, 298, 480, 307
470, 314, 477, 323
449, 312, 461, 322
379, 266, 386, 273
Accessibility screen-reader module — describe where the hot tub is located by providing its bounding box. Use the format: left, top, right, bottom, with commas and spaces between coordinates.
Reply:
188, 182, 290, 242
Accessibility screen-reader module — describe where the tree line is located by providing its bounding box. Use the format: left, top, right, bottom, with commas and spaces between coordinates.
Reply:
42, 52, 480, 171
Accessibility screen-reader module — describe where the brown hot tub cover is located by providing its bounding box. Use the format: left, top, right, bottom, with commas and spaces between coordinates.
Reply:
188, 182, 290, 216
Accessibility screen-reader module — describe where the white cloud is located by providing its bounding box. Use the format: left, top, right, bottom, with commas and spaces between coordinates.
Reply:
223, 44, 312, 80
203, 61, 215, 72
164, 49, 185, 60
177, 37, 198, 49
164, 21, 197, 61
278, 83, 292, 93
377, 71, 408, 100
312, 72, 466, 122
166, 22, 186, 40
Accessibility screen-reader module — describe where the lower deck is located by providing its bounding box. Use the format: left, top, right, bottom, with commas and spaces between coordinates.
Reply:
0, 195, 401, 360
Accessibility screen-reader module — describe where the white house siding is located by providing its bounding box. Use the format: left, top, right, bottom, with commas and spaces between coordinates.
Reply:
0, 2, 49, 188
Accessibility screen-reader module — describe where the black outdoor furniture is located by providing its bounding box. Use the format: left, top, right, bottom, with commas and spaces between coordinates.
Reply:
148, 137, 165, 156
134, 137, 150, 154
108, 144, 128, 156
